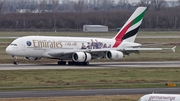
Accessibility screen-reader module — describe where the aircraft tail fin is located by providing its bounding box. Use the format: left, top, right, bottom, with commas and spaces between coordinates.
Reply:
112, 7, 147, 48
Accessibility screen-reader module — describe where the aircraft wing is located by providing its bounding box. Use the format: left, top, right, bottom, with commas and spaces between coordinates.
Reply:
131, 43, 169, 48
48, 46, 176, 57
123, 46, 176, 52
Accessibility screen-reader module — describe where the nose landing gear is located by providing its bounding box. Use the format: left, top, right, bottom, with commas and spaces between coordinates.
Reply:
12, 56, 19, 65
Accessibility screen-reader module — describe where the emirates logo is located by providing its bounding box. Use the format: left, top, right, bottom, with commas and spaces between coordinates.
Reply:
26, 41, 32, 46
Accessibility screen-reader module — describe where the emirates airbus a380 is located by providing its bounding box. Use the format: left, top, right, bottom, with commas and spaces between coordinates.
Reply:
6, 7, 176, 65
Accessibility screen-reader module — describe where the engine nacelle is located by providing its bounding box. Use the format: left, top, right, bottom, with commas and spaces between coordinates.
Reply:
24, 57, 41, 60
72, 52, 91, 62
106, 50, 124, 60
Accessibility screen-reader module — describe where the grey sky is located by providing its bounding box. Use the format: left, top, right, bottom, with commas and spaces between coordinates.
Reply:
125, 0, 177, 3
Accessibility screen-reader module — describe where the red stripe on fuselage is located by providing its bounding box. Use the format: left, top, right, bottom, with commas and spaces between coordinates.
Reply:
113, 21, 133, 47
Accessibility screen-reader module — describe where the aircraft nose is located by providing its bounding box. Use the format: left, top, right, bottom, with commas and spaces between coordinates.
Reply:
6, 46, 12, 55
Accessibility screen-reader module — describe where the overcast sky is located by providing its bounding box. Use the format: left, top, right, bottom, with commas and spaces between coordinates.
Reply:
36, 0, 178, 3
127, 0, 177, 3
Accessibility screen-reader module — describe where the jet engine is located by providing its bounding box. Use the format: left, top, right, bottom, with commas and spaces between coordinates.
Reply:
24, 57, 41, 60
72, 52, 91, 62
106, 50, 124, 60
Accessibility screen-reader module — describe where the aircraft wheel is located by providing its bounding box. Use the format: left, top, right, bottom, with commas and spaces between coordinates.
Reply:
84, 62, 89, 65
68, 61, 77, 65
58, 61, 61, 65
68, 61, 89, 65
63, 61, 66, 65
58, 61, 66, 65
68, 61, 72, 65
13, 61, 19, 65
82, 62, 89, 65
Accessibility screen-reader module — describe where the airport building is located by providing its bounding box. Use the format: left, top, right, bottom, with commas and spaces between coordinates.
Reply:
83, 25, 108, 32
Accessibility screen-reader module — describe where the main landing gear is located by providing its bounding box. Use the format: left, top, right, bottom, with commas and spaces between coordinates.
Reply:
57, 61, 66, 65
68, 61, 89, 65
57, 60, 89, 65
12, 56, 19, 65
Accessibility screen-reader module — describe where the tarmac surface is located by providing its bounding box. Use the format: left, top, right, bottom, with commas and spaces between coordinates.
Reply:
0, 61, 180, 70
0, 88, 180, 98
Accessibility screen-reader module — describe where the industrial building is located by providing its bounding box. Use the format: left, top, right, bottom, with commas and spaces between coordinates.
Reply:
83, 25, 108, 32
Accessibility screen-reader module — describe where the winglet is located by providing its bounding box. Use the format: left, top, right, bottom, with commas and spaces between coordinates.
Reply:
172, 46, 176, 52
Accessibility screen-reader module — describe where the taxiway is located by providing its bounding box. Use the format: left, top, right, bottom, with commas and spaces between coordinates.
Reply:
0, 88, 180, 98
0, 61, 180, 70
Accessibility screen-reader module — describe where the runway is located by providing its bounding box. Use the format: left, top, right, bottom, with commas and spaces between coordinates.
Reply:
0, 61, 180, 70
0, 88, 180, 98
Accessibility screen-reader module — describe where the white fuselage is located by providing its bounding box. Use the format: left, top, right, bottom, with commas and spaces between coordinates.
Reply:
6, 36, 140, 60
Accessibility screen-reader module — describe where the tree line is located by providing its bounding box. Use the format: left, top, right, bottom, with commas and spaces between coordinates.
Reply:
0, 0, 179, 13
0, 0, 180, 30
0, 6, 180, 30
0, 0, 135, 13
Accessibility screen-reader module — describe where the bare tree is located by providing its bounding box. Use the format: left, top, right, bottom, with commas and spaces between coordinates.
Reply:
29, 0, 38, 13
100, 0, 115, 10
91, 0, 102, 11
178, 0, 180, 6
87, 0, 115, 11
59, 0, 74, 12
168, 16, 178, 29
74, 0, 84, 13
151, 0, 165, 11
116, 0, 130, 10
52, 0, 59, 12
94, 0, 101, 6
0, 0, 4, 13
39, 0, 46, 13
138, 0, 151, 9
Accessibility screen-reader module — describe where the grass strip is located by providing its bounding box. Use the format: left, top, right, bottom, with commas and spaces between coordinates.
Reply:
0, 68, 179, 91
0, 95, 143, 101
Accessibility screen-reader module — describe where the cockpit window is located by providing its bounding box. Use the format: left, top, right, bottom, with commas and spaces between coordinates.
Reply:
10, 44, 17, 46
